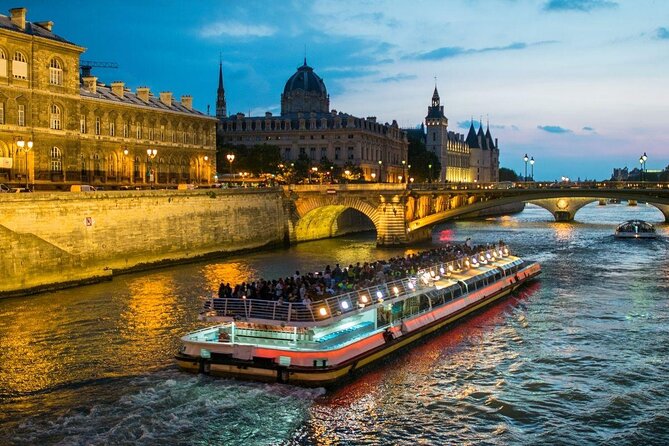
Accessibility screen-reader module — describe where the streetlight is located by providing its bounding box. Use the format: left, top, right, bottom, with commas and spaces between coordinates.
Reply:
641, 152, 648, 182
530, 157, 535, 182
371, 172, 376, 182
523, 154, 529, 182
16, 137, 33, 190
122, 148, 129, 181
204, 155, 209, 184
378, 160, 383, 183
428, 163, 432, 183
147, 148, 157, 187
310, 166, 318, 184
401, 160, 406, 183
226, 153, 235, 176
398, 175, 403, 183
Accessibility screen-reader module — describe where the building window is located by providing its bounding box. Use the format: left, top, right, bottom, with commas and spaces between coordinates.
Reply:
18, 104, 25, 126
0, 49, 7, 78
109, 121, 115, 136
49, 58, 63, 85
95, 117, 101, 135
284, 147, 291, 159
50, 147, 62, 172
299, 147, 306, 156
335, 147, 340, 160
123, 123, 129, 138
50, 104, 61, 130
0, 102, 4, 124
93, 153, 102, 177
148, 128, 154, 140
12, 52, 28, 79
348, 147, 354, 160
136, 124, 142, 139
171, 131, 176, 143
80, 115, 87, 133
160, 125, 165, 141
320, 147, 327, 160
310, 147, 316, 160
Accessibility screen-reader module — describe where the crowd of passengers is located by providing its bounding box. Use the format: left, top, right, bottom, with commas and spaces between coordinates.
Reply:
216, 239, 506, 305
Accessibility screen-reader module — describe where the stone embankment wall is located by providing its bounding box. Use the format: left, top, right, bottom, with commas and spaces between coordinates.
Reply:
0, 189, 285, 296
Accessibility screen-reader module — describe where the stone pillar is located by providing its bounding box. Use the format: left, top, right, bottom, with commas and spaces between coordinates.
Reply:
651, 203, 669, 222
376, 194, 409, 246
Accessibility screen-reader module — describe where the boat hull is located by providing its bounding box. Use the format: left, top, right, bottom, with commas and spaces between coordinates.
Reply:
176, 262, 541, 386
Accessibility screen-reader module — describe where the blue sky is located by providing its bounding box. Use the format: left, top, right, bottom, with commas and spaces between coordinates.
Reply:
13, 0, 669, 180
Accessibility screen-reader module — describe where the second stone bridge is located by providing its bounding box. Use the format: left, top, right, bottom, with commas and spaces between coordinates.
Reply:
283, 182, 669, 246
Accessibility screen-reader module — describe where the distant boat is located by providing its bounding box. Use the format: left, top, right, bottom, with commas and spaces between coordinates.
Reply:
614, 220, 657, 239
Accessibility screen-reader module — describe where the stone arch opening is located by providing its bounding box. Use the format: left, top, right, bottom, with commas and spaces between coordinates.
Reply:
293, 205, 376, 242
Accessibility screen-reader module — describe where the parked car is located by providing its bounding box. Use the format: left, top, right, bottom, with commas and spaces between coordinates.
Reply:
70, 185, 96, 192
10, 187, 32, 193
0, 183, 9, 193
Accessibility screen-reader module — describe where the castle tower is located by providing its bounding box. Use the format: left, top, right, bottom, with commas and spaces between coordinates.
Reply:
216, 59, 227, 120
425, 85, 448, 181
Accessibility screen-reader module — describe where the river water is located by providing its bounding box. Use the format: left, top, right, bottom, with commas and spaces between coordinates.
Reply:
1, 203, 668, 445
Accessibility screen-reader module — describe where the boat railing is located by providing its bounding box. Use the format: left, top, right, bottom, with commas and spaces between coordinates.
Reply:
202, 246, 510, 324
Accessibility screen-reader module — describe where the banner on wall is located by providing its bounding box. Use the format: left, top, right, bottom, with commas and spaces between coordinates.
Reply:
0, 157, 13, 169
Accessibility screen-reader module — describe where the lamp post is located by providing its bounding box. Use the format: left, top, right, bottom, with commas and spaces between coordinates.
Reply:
371, 172, 376, 182
642, 152, 648, 182
428, 163, 432, 183
401, 160, 406, 183
123, 148, 129, 181
378, 160, 383, 183
530, 156, 535, 182
523, 154, 529, 182
204, 155, 209, 184
16, 137, 33, 190
226, 153, 235, 177
147, 148, 157, 187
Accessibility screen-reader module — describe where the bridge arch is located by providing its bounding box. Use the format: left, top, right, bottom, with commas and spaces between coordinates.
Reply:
287, 194, 380, 243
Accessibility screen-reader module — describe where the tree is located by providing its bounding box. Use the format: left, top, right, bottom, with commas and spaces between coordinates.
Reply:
499, 167, 519, 182
407, 132, 441, 182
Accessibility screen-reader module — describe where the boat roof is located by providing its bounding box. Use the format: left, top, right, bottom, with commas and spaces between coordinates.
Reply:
202, 247, 521, 328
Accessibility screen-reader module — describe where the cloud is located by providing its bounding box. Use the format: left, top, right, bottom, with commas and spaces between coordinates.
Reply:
655, 27, 669, 40
199, 21, 276, 38
582, 126, 595, 131
409, 41, 556, 61
543, 0, 618, 12
379, 73, 417, 83
538, 125, 572, 134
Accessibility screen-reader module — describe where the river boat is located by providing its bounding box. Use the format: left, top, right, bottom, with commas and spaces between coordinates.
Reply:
176, 247, 541, 386
614, 220, 657, 239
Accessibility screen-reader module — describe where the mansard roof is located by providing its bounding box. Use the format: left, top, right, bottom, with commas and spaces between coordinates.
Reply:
80, 83, 213, 118
0, 14, 80, 48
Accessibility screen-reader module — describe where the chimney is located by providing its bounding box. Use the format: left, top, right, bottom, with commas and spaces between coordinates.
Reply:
181, 95, 192, 110
159, 91, 172, 106
110, 81, 125, 98
136, 87, 150, 102
35, 21, 53, 32
9, 8, 27, 30
82, 76, 97, 93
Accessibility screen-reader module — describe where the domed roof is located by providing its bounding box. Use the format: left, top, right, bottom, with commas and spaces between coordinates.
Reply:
283, 59, 327, 96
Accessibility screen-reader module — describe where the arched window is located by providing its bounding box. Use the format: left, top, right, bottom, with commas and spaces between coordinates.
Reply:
93, 153, 102, 176
12, 52, 28, 79
49, 58, 63, 85
0, 49, 7, 78
50, 104, 61, 130
50, 147, 62, 172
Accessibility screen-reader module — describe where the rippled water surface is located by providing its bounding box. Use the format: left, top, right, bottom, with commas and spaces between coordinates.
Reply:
1, 203, 668, 445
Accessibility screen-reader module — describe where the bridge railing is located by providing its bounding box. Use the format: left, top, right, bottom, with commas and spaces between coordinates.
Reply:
408, 181, 669, 191
201, 247, 510, 325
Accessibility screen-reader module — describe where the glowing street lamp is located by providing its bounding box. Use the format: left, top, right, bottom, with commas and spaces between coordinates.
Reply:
371, 172, 376, 182
523, 154, 529, 182
16, 137, 33, 189
147, 148, 157, 186
530, 156, 535, 182
226, 153, 235, 176
378, 159, 383, 183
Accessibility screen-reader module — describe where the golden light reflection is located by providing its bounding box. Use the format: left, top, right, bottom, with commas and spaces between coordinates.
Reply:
553, 222, 575, 242
201, 262, 258, 295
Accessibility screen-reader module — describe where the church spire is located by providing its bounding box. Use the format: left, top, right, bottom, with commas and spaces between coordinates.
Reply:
431, 85, 440, 107
216, 57, 227, 120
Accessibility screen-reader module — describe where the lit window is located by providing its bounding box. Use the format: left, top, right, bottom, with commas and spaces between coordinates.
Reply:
136, 124, 142, 139
123, 123, 129, 138
50, 147, 62, 172
12, 52, 27, 79
109, 121, 115, 136
95, 117, 101, 135
80, 115, 86, 133
0, 49, 7, 78
18, 104, 25, 126
50, 104, 61, 130
49, 58, 63, 85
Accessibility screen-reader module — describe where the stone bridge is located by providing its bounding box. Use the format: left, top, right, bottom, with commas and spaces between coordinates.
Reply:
283, 182, 669, 246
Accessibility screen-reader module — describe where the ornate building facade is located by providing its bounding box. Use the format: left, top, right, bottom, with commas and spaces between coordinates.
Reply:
425, 86, 499, 183
0, 7, 217, 189
216, 59, 408, 182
